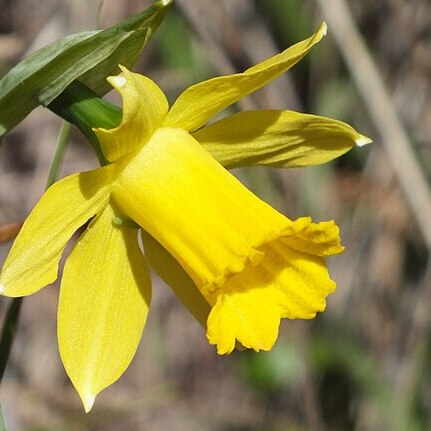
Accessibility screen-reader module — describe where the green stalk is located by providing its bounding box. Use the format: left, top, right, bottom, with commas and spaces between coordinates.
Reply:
46, 121, 72, 188
0, 298, 22, 384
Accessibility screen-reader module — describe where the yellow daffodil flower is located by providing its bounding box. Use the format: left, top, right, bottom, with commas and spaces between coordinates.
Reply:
0, 23, 370, 412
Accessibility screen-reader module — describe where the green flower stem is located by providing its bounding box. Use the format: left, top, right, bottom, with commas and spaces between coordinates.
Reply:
0, 297, 22, 384
48, 79, 122, 166
46, 121, 72, 188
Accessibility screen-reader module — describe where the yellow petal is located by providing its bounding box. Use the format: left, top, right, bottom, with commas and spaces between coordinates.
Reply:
193, 110, 372, 169
164, 23, 327, 131
94, 66, 169, 162
207, 242, 335, 355
58, 204, 151, 412
141, 229, 211, 327
0, 165, 114, 297
282, 219, 344, 256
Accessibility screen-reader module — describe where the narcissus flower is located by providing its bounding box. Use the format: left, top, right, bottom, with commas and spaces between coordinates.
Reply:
0, 23, 370, 411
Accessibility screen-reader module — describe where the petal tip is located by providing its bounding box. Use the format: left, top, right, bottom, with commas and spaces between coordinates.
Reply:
321, 22, 328, 36
109, 75, 127, 88
83, 393, 96, 413
216, 344, 234, 355
0, 283, 4, 294
356, 134, 373, 147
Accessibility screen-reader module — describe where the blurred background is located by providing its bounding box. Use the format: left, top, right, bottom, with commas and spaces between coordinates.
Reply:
0, 0, 431, 430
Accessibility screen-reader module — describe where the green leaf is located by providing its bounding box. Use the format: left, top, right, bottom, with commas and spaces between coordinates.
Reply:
0, 0, 172, 138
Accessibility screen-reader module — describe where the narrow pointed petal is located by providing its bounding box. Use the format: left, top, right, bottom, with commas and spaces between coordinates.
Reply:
207, 244, 335, 355
164, 23, 327, 131
94, 66, 169, 162
58, 204, 151, 412
141, 229, 211, 327
193, 110, 372, 169
0, 166, 114, 297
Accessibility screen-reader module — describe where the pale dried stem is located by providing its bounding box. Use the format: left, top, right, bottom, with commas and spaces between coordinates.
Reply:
316, 0, 431, 251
